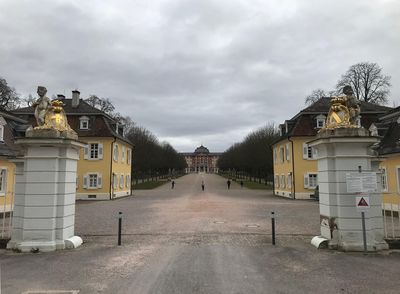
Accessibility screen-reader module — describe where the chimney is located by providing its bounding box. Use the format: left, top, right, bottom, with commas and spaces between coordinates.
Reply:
57, 94, 65, 100
72, 90, 80, 108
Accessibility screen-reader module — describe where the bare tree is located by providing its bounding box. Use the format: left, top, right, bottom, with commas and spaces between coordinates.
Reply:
305, 89, 327, 105
85, 95, 115, 114
0, 77, 20, 110
336, 62, 391, 104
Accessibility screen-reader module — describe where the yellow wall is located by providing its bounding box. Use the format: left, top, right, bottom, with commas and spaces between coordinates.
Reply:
76, 137, 132, 199
273, 137, 318, 199
380, 154, 400, 208
111, 139, 132, 197
0, 160, 16, 213
273, 139, 293, 196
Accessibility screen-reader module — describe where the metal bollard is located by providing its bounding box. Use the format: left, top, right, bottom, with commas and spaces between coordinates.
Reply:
271, 211, 276, 245
118, 212, 122, 246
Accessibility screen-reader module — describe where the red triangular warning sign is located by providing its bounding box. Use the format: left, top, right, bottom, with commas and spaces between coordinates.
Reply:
358, 197, 369, 206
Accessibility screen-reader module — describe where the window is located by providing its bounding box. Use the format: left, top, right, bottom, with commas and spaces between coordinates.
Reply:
113, 144, 119, 162
275, 175, 279, 188
273, 148, 277, 163
83, 173, 102, 189
0, 116, 6, 142
122, 146, 125, 162
316, 115, 326, 129
84, 143, 103, 160
286, 144, 290, 161
280, 146, 285, 163
0, 168, 7, 195
379, 168, 388, 192
287, 173, 292, 189
113, 173, 118, 189
126, 175, 130, 187
280, 175, 285, 188
0, 125, 4, 142
127, 149, 131, 164
304, 173, 318, 189
397, 167, 400, 194
303, 143, 317, 160
120, 175, 124, 189
79, 116, 89, 130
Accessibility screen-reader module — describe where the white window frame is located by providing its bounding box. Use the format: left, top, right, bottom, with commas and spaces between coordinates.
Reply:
275, 175, 279, 188
122, 146, 125, 162
397, 166, 400, 194
0, 168, 7, 196
126, 175, 130, 188
0, 125, 4, 142
84, 142, 103, 160
286, 144, 290, 161
287, 173, 292, 189
273, 148, 277, 163
280, 146, 285, 163
83, 173, 102, 189
304, 173, 318, 189
113, 173, 118, 189
113, 144, 119, 162
379, 167, 388, 192
316, 115, 326, 129
120, 174, 124, 189
127, 149, 131, 164
79, 116, 89, 130
303, 143, 317, 160
280, 174, 285, 188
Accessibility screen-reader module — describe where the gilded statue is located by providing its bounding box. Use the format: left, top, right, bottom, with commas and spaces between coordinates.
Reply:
324, 86, 361, 130
27, 86, 77, 139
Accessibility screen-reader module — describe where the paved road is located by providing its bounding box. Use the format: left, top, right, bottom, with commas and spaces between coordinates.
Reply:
1, 173, 399, 293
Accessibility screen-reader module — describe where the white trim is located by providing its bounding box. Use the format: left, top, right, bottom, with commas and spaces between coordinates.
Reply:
396, 166, 400, 194
113, 143, 119, 162
79, 116, 89, 130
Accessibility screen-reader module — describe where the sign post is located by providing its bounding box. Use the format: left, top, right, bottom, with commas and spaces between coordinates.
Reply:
356, 196, 370, 253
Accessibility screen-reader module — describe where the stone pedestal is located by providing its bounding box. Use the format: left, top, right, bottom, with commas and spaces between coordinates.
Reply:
309, 128, 388, 251
7, 138, 85, 252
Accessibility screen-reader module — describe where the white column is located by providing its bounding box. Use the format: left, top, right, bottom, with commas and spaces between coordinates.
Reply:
7, 138, 85, 252
309, 128, 388, 251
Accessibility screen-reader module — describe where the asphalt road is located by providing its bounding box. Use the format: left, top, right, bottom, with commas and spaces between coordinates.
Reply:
1, 173, 399, 293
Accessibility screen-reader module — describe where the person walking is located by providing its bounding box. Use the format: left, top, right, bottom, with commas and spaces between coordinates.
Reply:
171, 180, 175, 189
201, 180, 205, 191
240, 180, 244, 188
227, 179, 231, 190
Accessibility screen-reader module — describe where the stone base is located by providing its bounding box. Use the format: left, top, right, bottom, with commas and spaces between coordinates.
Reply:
328, 240, 388, 252
7, 236, 83, 252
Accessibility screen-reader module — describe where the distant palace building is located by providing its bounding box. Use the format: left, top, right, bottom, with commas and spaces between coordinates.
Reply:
181, 145, 221, 173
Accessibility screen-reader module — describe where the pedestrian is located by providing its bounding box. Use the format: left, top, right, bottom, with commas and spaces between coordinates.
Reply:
227, 179, 231, 190
171, 180, 175, 189
201, 180, 205, 191
240, 180, 243, 188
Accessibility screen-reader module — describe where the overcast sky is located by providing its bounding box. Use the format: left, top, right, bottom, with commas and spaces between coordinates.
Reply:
1, 0, 399, 152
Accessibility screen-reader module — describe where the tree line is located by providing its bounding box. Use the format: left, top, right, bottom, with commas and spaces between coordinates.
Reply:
217, 124, 279, 183
0, 78, 187, 181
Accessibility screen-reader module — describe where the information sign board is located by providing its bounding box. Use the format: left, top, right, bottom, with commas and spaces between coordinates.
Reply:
346, 172, 377, 193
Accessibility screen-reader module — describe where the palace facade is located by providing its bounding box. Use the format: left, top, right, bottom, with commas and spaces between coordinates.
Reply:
181, 145, 221, 173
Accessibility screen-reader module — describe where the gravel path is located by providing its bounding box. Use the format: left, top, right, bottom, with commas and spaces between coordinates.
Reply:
1, 173, 399, 294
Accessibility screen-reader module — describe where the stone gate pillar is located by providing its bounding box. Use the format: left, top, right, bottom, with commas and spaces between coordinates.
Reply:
7, 138, 85, 252
309, 128, 388, 251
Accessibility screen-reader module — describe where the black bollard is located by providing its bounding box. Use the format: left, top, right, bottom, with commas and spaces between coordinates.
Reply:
118, 212, 122, 246
271, 211, 276, 245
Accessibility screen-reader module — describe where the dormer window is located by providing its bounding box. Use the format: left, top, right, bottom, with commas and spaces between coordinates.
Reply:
316, 115, 326, 129
80, 116, 89, 130
0, 116, 6, 142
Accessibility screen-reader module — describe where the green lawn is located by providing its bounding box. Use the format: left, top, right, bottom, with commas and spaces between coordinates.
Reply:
240, 180, 273, 190
133, 181, 167, 190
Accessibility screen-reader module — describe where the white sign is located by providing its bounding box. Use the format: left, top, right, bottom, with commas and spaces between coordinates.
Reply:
356, 196, 370, 212
346, 172, 377, 193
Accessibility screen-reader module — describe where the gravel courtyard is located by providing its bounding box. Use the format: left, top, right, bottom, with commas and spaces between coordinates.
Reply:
1, 173, 399, 293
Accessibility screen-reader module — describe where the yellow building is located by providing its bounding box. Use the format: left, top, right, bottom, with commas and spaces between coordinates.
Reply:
370, 107, 400, 214
14, 90, 133, 200
0, 111, 28, 217
273, 97, 391, 199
